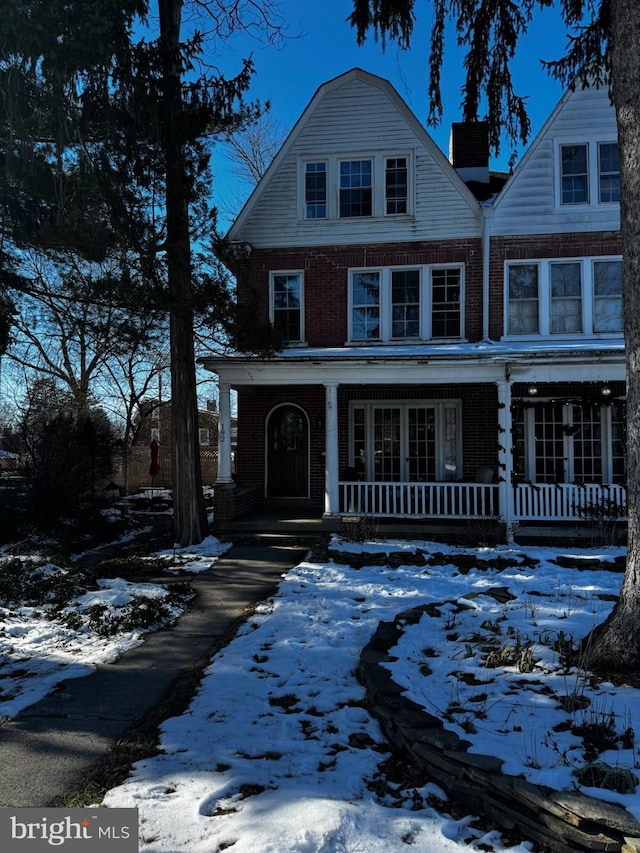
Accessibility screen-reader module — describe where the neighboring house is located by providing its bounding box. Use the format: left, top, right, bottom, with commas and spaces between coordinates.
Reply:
203, 69, 625, 532
124, 399, 237, 490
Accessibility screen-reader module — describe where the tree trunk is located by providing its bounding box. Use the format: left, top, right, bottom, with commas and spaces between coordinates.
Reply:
580, 0, 640, 671
158, 0, 208, 546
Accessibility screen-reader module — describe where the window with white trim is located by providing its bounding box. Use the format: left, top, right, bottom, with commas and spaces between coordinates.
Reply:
513, 399, 625, 484
349, 265, 463, 342
557, 141, 619, 206
299, 151, 413, 220
199, 428, 210, 446
599, 143, 620, 203
304, 162, 326, 218
350, 400, 462, 482
340, 159, 372, 217
385, 156, 408, 214
561, 144, 588, 204
270, 272, 304, 344
505, 258, 622, 338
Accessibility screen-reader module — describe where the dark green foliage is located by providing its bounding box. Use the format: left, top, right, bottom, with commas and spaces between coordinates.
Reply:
18, 379, 117, 530
349, 1, 610, 158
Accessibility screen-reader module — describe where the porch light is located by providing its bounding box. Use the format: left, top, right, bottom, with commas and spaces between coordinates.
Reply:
527, 386, 538, 396
601, 386, 612, 397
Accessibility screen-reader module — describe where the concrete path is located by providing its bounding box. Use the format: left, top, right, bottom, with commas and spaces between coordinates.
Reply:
0, 542, 308, 808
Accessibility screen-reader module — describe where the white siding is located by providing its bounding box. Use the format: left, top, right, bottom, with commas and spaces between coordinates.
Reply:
492, 86, 620, 236
231, 72, 480, 247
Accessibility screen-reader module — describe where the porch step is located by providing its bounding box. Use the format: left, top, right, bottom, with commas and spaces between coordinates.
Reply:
213, 531, 329, 547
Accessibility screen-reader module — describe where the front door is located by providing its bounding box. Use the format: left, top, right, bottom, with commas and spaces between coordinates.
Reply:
267, 406, 308, 497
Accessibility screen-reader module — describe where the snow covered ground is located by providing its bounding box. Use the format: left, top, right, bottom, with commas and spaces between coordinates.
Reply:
1, 532, 636, 852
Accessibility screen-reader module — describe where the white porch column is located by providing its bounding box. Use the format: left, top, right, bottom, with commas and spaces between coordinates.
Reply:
497, 375, 515, 538
216, 381, 234, 484
324, 382, 339, 514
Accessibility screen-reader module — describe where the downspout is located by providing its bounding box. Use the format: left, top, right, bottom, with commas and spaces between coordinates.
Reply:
481, 205, 491, 342
497, 366, 515, 541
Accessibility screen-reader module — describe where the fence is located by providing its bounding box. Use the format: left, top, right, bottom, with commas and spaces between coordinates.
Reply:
114, 447, 219, 493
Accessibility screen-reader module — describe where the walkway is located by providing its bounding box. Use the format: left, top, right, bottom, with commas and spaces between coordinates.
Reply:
0, 542, 308, 808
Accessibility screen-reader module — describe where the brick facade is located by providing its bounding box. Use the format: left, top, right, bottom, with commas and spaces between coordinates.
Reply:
236, 237, 485, 347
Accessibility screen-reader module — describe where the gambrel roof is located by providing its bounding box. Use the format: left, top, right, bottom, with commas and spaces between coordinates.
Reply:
227, 68, 482, 248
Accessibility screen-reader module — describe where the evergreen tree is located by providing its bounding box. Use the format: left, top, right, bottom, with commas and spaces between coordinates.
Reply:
0, 0, 278, 545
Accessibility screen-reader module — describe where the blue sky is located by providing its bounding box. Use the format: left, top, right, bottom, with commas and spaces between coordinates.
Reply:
209, 0, 574, 222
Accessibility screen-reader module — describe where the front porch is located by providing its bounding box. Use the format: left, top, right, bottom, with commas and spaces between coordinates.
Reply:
212, 480, 627, 545
206, 348, 627, 535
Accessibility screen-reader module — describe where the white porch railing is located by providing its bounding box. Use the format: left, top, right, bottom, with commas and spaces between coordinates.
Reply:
339, 480, 628, 522
339, 481, 499, 519
514, 483, 627, 521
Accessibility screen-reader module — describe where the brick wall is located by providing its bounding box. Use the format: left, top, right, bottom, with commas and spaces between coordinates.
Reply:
236, 238, 485, 347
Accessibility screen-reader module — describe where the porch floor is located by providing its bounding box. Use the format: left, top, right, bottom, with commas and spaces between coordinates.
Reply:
211, 510, 612, 547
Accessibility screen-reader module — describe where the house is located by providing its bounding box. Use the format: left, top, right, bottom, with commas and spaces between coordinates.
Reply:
120, 399, 237, 491
203, 69, 625, 534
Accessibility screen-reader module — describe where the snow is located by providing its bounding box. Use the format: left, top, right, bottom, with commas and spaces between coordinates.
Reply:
2, 532, 637, 852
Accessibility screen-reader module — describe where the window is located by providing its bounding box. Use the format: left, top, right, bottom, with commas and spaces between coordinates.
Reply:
305, 162, 326, 218
431, 268, 462, 337
385, 157, 408, 214
599, 143, 620, 203
270, 272, 304, 344
340, 160, 372, 217
505, 258, 622, 337
507, 264, 539, 335
593, 260, 623, 332
351, 271, 380, 340
550, 263, 582, 333
513, 400, 625, 485
349, 265, 464, 342
350, 401, 461, 482
391, 269, 420, 338
300, 152, 413, 220
561, 144, 588, 204
557, 140, 619, 206
199, 428, 210, 446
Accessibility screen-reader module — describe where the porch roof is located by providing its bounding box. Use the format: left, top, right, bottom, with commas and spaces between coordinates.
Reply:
200, 339, 625, 387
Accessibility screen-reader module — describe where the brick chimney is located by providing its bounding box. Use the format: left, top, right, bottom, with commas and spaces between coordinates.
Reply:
449, 121, 490, 185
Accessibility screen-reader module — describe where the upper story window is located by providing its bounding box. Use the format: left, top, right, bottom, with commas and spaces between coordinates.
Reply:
305, 162, 327, 218
557, 141, 619, 207
505, 257, 622, 338
340, 160, 372, 217
385, 157, 408, 214
599, 143, 620, 203
299, 151, 414, 221
560, 144, 588, 204
349, 265, 463, 343
199, 428, 210, 446
270, 272, 304, 344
